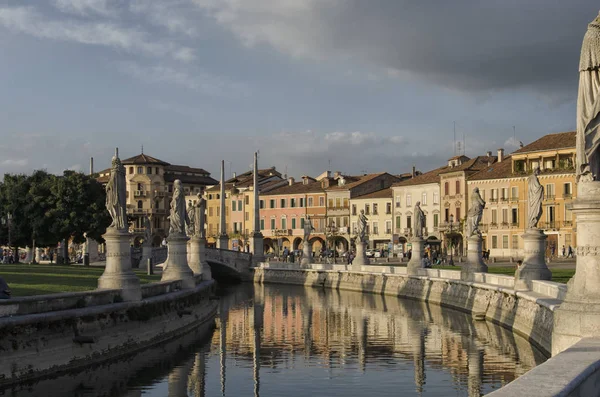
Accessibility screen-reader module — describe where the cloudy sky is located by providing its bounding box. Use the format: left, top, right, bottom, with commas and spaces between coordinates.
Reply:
0, 0, 598, 178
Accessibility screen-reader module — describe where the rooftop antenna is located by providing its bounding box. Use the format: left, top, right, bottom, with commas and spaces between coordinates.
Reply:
328, 159, 331, 170
453, 121, 456, 156
463, 133, 465, 156
513, 125, 516, 143
141, 145, 144, 154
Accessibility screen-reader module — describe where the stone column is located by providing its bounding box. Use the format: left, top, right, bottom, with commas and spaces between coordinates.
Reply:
462, 234, 487, 280
161, 234, 195, 289
35, 247, 42, 263
140, 244, 152, 268
407, 237, 425, 275
352, 241, 368, 270
553, 182, 600, 354
515, 228, 551, 290
87, 238, 99, 262
23, 246, 33, 263
98, 228, 141, 301
250, 152, 265, 264
217, 160, 229, 250
301, 241, 312, 267
188, 236, 212, 279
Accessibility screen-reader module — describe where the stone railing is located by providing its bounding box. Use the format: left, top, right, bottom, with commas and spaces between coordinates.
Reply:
205, 247, 252, 272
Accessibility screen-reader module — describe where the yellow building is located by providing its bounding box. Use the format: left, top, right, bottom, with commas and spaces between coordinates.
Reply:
349, 188, 394, 250
468, 131, 577, 258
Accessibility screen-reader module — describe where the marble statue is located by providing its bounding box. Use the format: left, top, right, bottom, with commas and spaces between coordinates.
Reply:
195, 194, 206, 238
303, 215, 314, 242
143, 215, 152, 245
168, 180, 189, 236
357, 209, 368, 243
527, 167, 544, 229
466, 187, 485, 236
413, 201, 425, 238
576, 11, 600, 181
186, 200, 196, 236
105, 148, 127, 230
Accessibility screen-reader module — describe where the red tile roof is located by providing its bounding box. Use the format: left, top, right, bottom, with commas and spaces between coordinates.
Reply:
512, 131, 576, 154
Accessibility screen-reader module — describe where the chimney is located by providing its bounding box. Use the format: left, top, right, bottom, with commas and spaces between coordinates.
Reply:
486, 151, 492, 157
302, 175, 309, 185
89, 157, 94, 175
288, 177, 295, 186
232, 172, 236, 179
412, 165, 416, 178
334, 171, 341, 179
497, 148, 504, 163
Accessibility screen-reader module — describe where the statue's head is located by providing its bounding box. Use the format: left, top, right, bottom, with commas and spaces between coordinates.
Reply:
360, 209, 365, 215
473, 187, 479, 193
416, 201, 420, 206
174, 179, 182, 190
534, 167, 540, 176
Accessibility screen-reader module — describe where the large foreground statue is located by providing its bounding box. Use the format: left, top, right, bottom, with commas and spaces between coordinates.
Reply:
105, 149, 127, 230
466, 188, 485, 236
576, 11, 600, 181
527, 167, 544, 229
169, 180, 189, 236
413, 202, 425, 238
357, 210, 368, 242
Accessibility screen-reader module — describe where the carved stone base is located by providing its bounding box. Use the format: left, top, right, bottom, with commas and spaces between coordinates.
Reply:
98, 227, 141, 301
251, 232, 265, 265
188, 236, 211, 280
301, 242, 312, 267
23, 247, 33, 263
217, 235, 229, 250
35, 248, 42, 263
407, 237, 425, 276
553, 181, 600, 355
139, 245, 152, 269
462, 234, 487, 280
515, 228, 551, 290
352, 241, 368, 270
161, 234, 195, 289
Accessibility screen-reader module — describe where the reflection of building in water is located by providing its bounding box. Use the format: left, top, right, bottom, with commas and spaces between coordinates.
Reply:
214, 286, 546, 393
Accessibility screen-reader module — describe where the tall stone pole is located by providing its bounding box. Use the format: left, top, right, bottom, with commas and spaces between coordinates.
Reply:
251, 152, 265, 263
217, 160, 229, 250
553, 11, 600, 355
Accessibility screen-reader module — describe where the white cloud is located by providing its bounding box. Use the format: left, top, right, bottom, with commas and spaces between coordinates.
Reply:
130, 0, 197, 36
53, 0, 117, 17
504, 136, 523, 149
1, 158, 29, 167
117, 61, 249, 98
0, 6, 194, 62
67, 164, 83, 172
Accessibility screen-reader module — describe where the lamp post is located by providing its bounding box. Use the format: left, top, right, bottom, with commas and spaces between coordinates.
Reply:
448, 214, 455, 266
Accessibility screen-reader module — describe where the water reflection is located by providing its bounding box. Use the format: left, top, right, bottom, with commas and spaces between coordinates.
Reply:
3, 284, 547, 397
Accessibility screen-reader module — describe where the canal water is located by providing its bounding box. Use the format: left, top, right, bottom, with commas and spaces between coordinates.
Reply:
7, 284, 548, 397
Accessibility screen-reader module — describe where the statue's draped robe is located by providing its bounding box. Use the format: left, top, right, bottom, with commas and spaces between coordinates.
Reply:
414, 206, 425, 238
357, 214, 367, 242
467, 192, 485, 235
527, 174, 544, 229
169, 188, 187, 235
577, 13, 600, 179
106, 160, 127, 230
197, 199, 206, 238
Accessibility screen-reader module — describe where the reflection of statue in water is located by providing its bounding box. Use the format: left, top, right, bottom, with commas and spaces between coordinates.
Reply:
168, 180, 189, 236
303, 215, 314, 242
357, 209, 368, 243
195, 194, 206, 238
143, 215, 152, 245
186, 200, 195, 236
576, 11, 600, 181
413, 201, 425, 238
105, 148, 127, 230
527, 167, 544, 229
466, 188, 485, 236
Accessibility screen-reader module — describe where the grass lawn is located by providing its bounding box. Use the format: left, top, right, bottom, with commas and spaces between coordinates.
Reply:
0, 263, 161, 297
435, 266, 575, 284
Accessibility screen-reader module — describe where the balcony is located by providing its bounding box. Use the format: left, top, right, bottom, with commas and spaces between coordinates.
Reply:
479, 224, 488, 233
563, 220, 574, 227
510, 222, 519, 228
134, 190, 147, 197
501, 221, 509, 228
510, 196, 519, 203
372, 229, 379, 236
271, 229, 292, 237
563, 193, 573, 199
545, 194, 556, 201
153, 191, 166, 198
543, 222, 558, 230
500, 197, 509, 203
490, 222, 498, 229
373, 211, 379, 216
131, 227, 146, 234
385, 229, 392, 235
489, 198, 498, 203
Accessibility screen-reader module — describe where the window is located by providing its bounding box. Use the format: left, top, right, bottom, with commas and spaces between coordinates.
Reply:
396, 216, 401, 230
422, 192, 427, 205
396, 195, 401, 208
365, 204, 370, 215
270, 199, 276, 209
511, 208, 518, 225
343, 217, 348, 227
352, 222, 357, 234
259, 200, 265, 209
216, 207, 220, 216
433, 192, 439, 205
386, 220, 392, 234
503, 235, 509, 249
280, 199, 286, 208
352, 204, 357, 215
502, 188, 509, 200
137, 166, 143, 174
245, 212, 249, 221
491, 189, 498, 201
373, 203, 378, 215
502, 208, 508, 224
319, 197, 325, 206
565, 233, 572, 246
565, 206, 573, 222
238, 200, 242, 210
292, 218, 296, 229
291, 198, 296, 208
546, 184, 555, 200
406, 194, 412, 206
511, 187, 518, 200
233, 222, 239, 233
245, 196, 249, 205
147, 167, 152, 174
386, 202, 392, 214
308, 197, 314, 206
406, 216, 412, 230
129, 167, 134, 174
491, 209, 498, 224
336, 198, 341, 208
343, 198, 349, 208
480, 189, 486, 200
545, 159, 555, 169
455, 181, 460, 195
512, 235, 519, 249
137, 200, 143, 209
564, 183, 572, 197
209, 208, 213, 216
301, 218, 305, 229
155, 167, 159, 175
232, 201, 237, 211
372, 222, 379, 235
492, 235, 498, 249
328, 199, 334, 208
445, 208, 449, 222
547, 206, 556, 224
455, 208, 461, 221
270, 219, 276, 229
281, 218, 287, 229
433, 214, 439, 227
444, 182, 449, 196
300, 198, 305, 207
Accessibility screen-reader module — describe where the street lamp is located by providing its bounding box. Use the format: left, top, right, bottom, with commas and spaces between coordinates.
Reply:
448, 214, 455, 266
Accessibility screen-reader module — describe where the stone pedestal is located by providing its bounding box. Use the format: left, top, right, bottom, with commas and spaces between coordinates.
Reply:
23, 246, 33, 263
553, 181, 600, 355
35, 248, 42, 263
140, 245, 152, 269
352, 241, 368, 270
161, 234, 195, 289
407, 237, 425, 276
188, 236, 212, 280
87, 238, 100, 262
301, 242, 312, 267
515, 228, 551, 290
462, 234, 487, 280
98, 228, 141, 301
251, 233, 265, 265
217, 234, 229, 250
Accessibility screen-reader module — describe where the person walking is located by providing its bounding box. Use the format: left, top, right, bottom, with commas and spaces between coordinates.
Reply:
567, 245, 574, 258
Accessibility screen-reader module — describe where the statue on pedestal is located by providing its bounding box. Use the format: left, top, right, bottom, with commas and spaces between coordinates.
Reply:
576, 11, 600, 182
357, 209, 368, 243
466, 187, 485, 236
186, 200, 196, 236
168, 180, 189, 236
195, 194, 206, 238
143, 215, 152, 245
105, 149, 127, 230
303, 215, 314, 243
527, 167, 544, 229
413, 202, 425, 238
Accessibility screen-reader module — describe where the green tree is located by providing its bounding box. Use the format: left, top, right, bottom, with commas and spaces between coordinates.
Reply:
0, 173, 33, 258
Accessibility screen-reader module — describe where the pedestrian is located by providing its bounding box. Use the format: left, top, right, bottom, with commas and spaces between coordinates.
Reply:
515, 260, 523, 279
568, 245, 574, 258
562, 245, 566, 257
